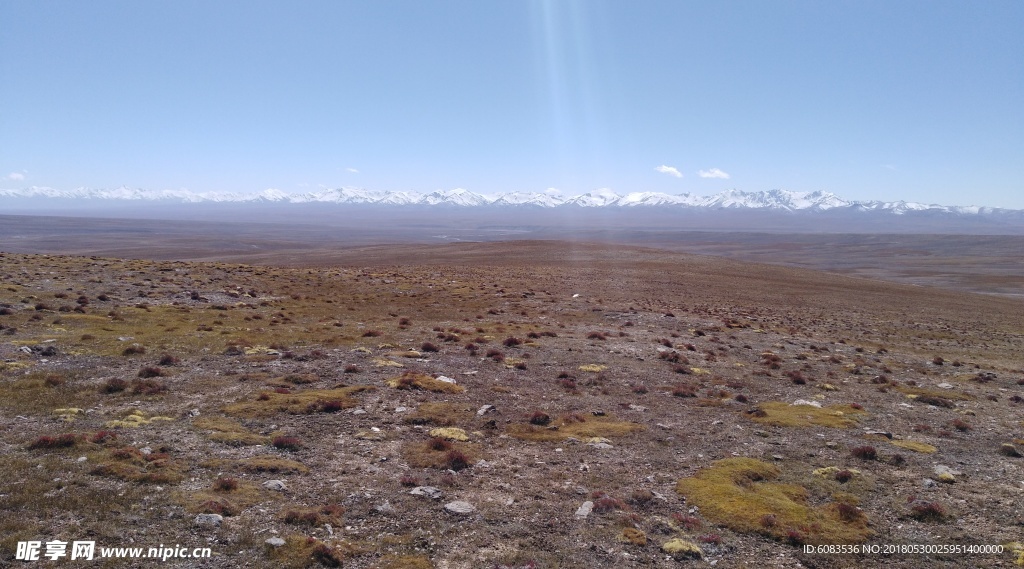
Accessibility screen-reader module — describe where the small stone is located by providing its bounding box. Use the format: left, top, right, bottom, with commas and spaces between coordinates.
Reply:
936, 382, 954, 389
77, 456, 87, 462
444, 501, 475, 515
394, 406, 409, 413
588, 442, 614, 450
189, 409, 200, 417
351, 408, 367, 415
772, 454, 784, 461
922, 478, 937, 488
436, 375, 456, 383
575, 501, 594, 518
477, 405, 495, 416
409, 486, 443, 499
866, 430, 893, 439
374, 501, 396, 515
825, 441, 839, 448
265, 537, 285, 548
262, 480, 288, 492
194, 514, 223, 527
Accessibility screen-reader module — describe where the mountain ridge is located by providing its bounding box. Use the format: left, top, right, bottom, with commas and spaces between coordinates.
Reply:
0, 185, 1017, 216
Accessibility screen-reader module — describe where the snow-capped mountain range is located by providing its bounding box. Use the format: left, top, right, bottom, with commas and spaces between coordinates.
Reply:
0, 186, 1015, 216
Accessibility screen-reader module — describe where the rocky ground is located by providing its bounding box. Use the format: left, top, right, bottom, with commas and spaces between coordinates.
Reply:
1, 242, 1022, 568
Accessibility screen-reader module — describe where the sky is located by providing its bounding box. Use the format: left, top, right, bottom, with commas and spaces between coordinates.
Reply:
1, 0, 1022, 208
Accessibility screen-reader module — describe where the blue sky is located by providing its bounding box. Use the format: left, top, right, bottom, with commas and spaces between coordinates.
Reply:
2, 0, 1022, 208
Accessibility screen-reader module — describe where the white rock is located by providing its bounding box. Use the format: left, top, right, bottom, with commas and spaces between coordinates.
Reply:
791, 399, 822, 408
409, 486, 443, 499
262, 480, 287, 492
477, 405, 496, 416
444, 501, 476, 515
575, 501, 594, 518
936, 382, 954, 389
436, 375, 456, 384
194, 514, 223, 527
265, 537, 285, 548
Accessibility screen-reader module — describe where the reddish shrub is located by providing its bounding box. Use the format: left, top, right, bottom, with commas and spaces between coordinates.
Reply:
851, 446, 877, 460
834, 469, 854, 483
421, 341, 440, 353
121, 345, 146, 356
158, 354, 180, 366
361, 329, 382, 337
28, 433, 78, 449
674, 513, 703, 531
343, 364, 361, 374
400, 475, 420, 487
950, 418, 971, 432
529, 412, 551, 426
672, 384, 697, 398
698, 533, 722, 545
503, 337, 522, 347
445, 449, 470, 471
311, 544, 342, 567
428, 437, 452, 451
100, 378, 128, 394
836, 502, 862, 522
592, 497, 626, 513
486, 349, 505, 362
213, 477, 239, 492
89, 431, 117, 444
272, 436, 301, 451
319, 400, 344, 413
909, 500, 946, 521
137, 366, 164, 378
131, 379, 168, 395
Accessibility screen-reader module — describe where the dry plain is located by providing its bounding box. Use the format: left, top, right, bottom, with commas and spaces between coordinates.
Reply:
1, 223, 1023, 568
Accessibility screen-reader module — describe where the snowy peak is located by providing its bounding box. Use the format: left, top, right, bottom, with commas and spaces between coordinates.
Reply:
0, 185, 1016, 216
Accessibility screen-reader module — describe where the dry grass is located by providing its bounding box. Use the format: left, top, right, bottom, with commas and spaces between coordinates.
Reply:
890, 439, 938, 453
201, 455, 309, 474
223, 385, 375, 418
405, 402, 474, 426
676, 457, 873, 544
386, 371, 466, 394
506, 414, 643, 442
744, 402, 866, 429
194, 415, 273, 446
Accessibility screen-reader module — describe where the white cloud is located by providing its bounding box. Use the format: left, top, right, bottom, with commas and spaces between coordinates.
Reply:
655, 165, 682, 178
698, 168, 730, 179
346, 167, 359, 173
7, 172, 25, 181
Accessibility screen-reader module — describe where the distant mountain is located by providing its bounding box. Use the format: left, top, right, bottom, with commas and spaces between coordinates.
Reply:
1, 185, 1018, 216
